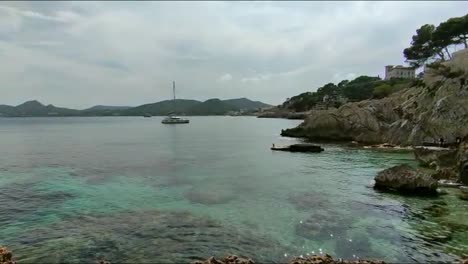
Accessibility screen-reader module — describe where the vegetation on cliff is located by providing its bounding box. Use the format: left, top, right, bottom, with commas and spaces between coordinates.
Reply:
277, 76, 412, 113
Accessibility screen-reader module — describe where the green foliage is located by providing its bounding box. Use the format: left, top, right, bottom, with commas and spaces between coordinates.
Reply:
341, 76, 381, 101
373, 84, 393, 99
404, 14, 468, 67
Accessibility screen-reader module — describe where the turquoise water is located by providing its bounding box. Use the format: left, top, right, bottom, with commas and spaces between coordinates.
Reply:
0, 117, 466, 263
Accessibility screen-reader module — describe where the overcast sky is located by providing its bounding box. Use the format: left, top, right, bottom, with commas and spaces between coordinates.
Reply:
1, 1, 467, 109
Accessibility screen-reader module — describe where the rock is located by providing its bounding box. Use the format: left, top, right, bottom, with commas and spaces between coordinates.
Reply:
192, 255, 255, 264
373, 164, 439, 196
289, 255, 385, 264
437, 179, 462, 187
414, 147, 458, 169
195, 255, 385, 264
432, 168, 459, 181
460, 161, 468, 185
271, 144, 324, 153
459, 186, 468, 200
0, 247, 16, 264
281, 50, 468, 146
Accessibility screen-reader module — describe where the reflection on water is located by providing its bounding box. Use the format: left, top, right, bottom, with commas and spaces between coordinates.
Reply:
0, 117, 466, 263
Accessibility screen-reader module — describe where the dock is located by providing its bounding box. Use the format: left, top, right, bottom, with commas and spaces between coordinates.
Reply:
271, 143, 324, 153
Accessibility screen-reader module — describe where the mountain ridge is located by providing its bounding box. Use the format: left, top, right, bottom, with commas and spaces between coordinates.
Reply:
0, 98, 271, 117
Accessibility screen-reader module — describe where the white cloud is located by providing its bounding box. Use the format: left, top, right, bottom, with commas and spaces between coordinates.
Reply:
0, 5, 80, 23
217, 73, 233, 82
241, 73, 272, 83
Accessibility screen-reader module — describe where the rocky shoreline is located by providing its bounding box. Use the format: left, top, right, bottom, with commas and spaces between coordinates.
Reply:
3, 246, 467, 264
281, 49, 468, 187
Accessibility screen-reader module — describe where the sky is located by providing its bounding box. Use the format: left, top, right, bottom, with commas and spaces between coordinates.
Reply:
0, 1, 467, 109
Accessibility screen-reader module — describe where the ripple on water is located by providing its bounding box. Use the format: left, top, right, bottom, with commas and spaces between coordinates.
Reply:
11, 210, 298, 263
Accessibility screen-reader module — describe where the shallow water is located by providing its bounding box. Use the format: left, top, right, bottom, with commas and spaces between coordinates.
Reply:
0, 116, 466, 263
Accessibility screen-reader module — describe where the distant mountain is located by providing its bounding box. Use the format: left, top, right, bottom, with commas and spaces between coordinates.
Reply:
223, 98, 271, 110
121, 99, 201, 116
0, 100, 79, 117
83, 105, 131, 111
0, 98, 271, 117
188, 99, 239, 115
80, 105, 132, 116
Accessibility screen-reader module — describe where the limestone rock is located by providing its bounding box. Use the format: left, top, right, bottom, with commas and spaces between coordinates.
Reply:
0, 247, 15, 264
282, 49, 468, 147
414, 147, 458, 169
373, 164, 438, 195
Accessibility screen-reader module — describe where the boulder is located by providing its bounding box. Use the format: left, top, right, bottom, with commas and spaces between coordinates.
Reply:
374, 164, 438, 196
459, 186, 468, 201
432, 168, 459, 181
414, 147, 458, 169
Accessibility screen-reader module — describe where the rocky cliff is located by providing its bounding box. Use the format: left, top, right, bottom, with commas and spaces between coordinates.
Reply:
282, 49, 468, 183
282, 49, 468, 146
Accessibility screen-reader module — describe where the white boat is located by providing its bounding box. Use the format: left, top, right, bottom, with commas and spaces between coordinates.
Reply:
162, 115, 189, 124
162, 81, 190, 124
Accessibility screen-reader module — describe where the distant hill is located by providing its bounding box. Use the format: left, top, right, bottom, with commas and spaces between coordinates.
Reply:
80, 105, 132, 116
0, 100, 79, 117
0, 98, 271, 117
83, 105, 131, 111
188, 99, 238, 115
223, 98, 271, 110
121, 99, 201, 116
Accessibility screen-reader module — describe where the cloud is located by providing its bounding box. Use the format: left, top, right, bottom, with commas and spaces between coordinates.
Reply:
241, 73, 272, 83
0, 5, 80, 23
0, 1, 467, 108
217, 73, 233, 82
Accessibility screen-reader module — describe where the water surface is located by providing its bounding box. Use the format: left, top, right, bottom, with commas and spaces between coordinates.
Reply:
0, 117, 466, 263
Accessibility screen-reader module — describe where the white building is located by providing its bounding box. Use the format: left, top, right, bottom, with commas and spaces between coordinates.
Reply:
385, 65, 416, 80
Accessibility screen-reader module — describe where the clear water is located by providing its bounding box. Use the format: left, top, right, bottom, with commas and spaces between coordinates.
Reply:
0, 117, 466, 263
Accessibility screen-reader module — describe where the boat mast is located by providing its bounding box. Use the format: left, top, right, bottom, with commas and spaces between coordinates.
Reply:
173, 81, 176, 114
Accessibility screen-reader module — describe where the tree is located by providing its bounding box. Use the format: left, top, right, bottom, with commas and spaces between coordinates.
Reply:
342, 76, 380, 101
434, 15, 468, 49
404, 14, 468, 68
403, 24, 442, 67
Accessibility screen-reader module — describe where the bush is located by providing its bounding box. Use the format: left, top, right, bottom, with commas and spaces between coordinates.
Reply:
373, 84, 393, 99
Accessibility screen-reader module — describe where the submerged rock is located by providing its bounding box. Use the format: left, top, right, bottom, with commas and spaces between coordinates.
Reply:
184, 189, 236, 205
288, 192, 332, 210
373, 164, 438, 196
422, 203, 450, 217
11, 210, 292, 263
294, 211, 350, 241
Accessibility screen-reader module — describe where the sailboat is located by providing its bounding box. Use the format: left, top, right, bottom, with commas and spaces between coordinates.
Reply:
162, 81, 190, 124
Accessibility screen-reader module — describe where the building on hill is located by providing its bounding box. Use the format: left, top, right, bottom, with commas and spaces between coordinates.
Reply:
385, 65, 416, 80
